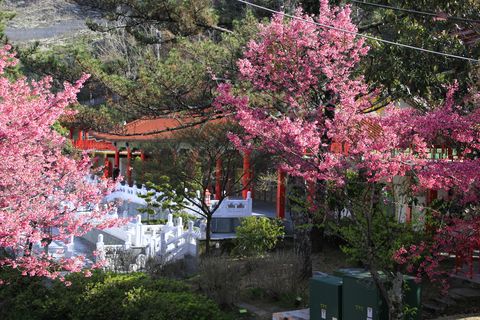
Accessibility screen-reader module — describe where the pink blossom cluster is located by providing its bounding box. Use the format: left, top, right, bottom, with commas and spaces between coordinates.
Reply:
215, 2, 480, 198
0, 47, 121, 281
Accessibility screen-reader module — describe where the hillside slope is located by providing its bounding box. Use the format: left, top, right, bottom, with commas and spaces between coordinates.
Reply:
1, 0, 101, 44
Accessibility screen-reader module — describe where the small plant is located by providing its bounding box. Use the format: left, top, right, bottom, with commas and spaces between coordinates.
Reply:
234, 217, 284, 256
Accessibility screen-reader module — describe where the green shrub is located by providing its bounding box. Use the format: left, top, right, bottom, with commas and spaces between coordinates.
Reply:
234, 217, 284, 256
0, 270, 228, 320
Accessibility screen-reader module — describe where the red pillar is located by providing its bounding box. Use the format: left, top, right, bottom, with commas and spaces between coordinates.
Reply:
242, 151, 251, 199
276, 169, 286, 219
215, 158, 222, 200
127, 145, 132, 186
69, 127, 74, 140
426, 189, 438, 205
78, 129, 83, 141
103, 157, 111, 178
114, 147, 120, 169
250, 166, 255, 199
405, 205, 412, 224
140, 150, 146, 161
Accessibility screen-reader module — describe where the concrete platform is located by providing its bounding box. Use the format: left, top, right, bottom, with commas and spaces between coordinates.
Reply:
272, 308, 309, 320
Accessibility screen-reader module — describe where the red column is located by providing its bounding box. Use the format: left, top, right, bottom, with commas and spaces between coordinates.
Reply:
140, 150, 146, 161
78, 129, 83, 141
242, 151, 251, 199
215, 158, 222, 200
69, 127, 74, 140
114, 147, 120, 169
103, 157, 111, 178
250, 166, 255, 199
405, 205, 412, 224
426, 189, 438, 205
276, 169, 286, 219
127, 145, 132, 186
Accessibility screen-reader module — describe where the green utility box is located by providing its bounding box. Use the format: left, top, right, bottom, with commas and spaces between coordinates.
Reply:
338, 270, 422, 320
342, 271, 387, 320
310, 273, 343, 320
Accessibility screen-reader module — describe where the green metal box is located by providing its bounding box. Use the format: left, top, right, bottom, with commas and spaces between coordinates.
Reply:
338, 270, 421, 320
342, 271, 386, 320
310, 273, 342, 320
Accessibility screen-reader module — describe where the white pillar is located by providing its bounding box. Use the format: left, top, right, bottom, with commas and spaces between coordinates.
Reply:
167, 214, 174, 227
96, 234, 105, 263
135, 215, 142, 246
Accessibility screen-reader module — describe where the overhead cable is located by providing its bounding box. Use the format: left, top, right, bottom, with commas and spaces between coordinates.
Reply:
235, 0, 480, 64
350, 0, 480, 24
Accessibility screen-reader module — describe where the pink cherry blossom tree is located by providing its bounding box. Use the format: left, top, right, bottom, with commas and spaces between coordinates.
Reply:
0, 45, 119, 282
214, 1, 480, 318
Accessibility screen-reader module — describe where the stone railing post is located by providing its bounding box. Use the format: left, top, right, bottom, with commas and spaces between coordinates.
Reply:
160, 230, 167, 255
125, 233, 132, 250
200, 222, 206, 239
246, 191, 253, 214
96, 234, 105, 263
167, 213, 174, 227
176, 217, 183, 239
64, 234, 74, 258
135, 214, 142, 246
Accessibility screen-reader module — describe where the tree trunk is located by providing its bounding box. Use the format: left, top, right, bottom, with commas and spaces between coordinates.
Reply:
205, 215, 212, 256
387, 272, 405, 320
288, 178, 313, 279
369, 268, 404, 320
291, 207, 312, 279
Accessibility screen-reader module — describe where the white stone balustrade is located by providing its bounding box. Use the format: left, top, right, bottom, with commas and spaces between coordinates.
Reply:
95, 213, 200, 269
105, 183, 159, 205
210, 191, 253, 218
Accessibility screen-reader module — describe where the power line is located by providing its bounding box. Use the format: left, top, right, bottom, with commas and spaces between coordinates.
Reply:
350, 0, 480, 24
235, 0, 480, 64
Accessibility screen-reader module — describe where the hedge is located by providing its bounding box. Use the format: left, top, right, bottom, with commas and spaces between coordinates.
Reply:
0, 270, 229, 320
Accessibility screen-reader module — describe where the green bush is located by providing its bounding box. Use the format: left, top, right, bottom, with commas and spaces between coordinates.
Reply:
0, 270, 228, 320
234, 217, 284, 256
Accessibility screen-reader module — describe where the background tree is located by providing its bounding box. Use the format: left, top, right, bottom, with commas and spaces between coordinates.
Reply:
215, 2, 480, 318
0, 46, 120, 280
346, 0, 480, 108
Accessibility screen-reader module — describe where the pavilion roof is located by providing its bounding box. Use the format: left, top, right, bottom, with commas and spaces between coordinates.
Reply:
91, 115, 227, 142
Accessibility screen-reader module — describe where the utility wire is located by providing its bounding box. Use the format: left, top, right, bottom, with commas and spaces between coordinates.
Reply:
350, 0, 480, 24
235, 0, 480, 63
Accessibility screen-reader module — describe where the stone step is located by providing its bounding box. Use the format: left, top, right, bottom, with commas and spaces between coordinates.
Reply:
448, 287, 480, 299
424, 302, 446, 313
450, 273, 480, 289
434, 296, 456, 306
